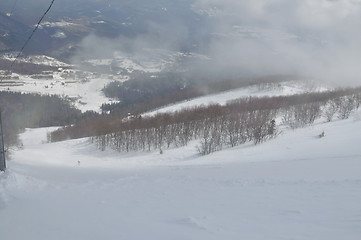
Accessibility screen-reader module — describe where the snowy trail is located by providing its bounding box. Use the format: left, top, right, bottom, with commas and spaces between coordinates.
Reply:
1, 113, 361, 239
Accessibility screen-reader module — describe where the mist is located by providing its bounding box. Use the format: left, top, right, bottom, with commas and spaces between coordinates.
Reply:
72, 0, 361, 86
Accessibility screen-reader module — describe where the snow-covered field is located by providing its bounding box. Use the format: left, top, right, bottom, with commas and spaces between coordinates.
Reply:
0, 54, 121, 112
0, 74, 120, 112
1, 107, 360, 239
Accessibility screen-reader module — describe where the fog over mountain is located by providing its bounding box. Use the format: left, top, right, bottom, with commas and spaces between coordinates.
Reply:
191, 0, 361, 85
1, 0, 361, 85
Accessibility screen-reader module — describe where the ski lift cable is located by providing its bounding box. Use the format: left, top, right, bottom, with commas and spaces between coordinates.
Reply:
1, 0, 55, 82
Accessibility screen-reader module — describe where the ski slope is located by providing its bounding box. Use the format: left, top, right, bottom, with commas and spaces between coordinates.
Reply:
1, 108, 361, 239
146, 80, 327, 116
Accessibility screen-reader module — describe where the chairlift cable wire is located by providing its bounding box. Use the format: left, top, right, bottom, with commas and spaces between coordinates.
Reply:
1, 0, 55, 82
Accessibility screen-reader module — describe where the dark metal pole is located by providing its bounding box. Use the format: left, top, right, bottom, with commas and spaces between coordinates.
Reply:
0, 111, 6, 171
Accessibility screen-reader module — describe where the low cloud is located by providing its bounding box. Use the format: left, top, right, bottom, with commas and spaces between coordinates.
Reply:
73, 0, 361, 86
192, 0, 361, 85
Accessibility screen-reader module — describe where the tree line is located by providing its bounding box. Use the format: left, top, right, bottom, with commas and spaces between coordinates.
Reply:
0, 58, 59, 75
51, 87, 361, 155
0, 91, 81, 150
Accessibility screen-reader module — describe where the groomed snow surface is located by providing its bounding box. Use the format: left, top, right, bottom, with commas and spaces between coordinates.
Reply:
1, 109, 361, 239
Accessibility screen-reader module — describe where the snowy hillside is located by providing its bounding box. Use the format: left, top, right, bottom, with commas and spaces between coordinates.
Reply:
1, 96, 361, 240
2, 0, 361, 237
146, 80, 326, 116
0, 54, 358, 240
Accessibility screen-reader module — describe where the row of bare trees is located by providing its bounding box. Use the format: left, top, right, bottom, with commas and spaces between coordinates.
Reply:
49, 87, 361, 155
281, 94, 361, 128
89, 89, 361, 155
91, 108, 278, 155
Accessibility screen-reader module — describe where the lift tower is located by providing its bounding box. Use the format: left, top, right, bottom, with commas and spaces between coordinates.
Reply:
0, 112, 6, 172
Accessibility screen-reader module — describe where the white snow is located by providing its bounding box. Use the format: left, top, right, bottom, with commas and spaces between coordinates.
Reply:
40, 21, 83, 29
52, 31, 67, 39
0, 109, 360, 240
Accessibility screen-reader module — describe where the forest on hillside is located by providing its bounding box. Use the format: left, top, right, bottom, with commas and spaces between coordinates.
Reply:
0, 58, 59, 75
0, 91, 81, 151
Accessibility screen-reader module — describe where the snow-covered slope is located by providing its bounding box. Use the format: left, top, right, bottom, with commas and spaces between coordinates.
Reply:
1, 108, 360, 240
146, 80, 326, 116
